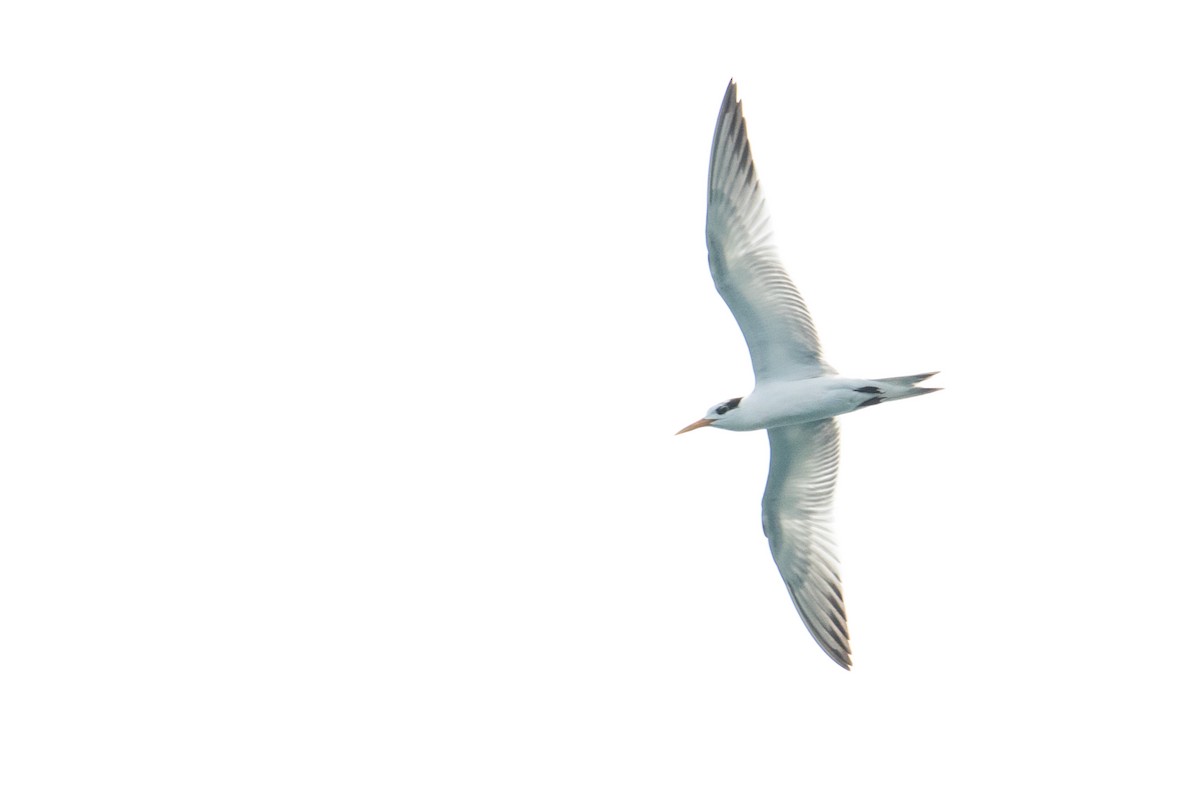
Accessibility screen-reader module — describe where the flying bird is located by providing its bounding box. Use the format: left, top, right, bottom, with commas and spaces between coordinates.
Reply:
677, 81, 940, 670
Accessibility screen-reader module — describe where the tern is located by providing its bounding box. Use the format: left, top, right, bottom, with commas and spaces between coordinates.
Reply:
677, 81, 940, 670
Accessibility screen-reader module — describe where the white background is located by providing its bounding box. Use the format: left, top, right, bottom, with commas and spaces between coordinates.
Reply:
3, 2, 1198, 797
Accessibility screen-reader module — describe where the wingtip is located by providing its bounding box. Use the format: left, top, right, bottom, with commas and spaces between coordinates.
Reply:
784, 581, 853, 671
721, 79, 739, 109
818, 641, 853, 671
827, 646, 853, 671
828, 646, 853, 671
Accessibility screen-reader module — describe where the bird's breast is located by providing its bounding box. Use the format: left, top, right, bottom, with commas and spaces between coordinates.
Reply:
734, 378, 865, 430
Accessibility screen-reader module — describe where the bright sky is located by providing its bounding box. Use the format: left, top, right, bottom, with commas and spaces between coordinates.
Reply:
4, 2, 1199, 798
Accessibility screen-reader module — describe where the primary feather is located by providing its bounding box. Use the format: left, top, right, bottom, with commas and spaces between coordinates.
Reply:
686, 80, 940, 670
706, 81, 833, 383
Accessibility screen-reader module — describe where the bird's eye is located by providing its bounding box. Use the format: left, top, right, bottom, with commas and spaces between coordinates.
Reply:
716, 405, 728, 415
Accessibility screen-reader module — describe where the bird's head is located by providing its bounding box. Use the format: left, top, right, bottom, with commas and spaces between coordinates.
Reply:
675, 396, 743, 434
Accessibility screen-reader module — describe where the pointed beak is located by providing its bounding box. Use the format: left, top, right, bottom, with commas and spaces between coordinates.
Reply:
675, 418, 715, 435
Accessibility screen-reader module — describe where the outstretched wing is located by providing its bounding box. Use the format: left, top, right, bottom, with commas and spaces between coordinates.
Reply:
706, 81, 833, 383
763, 419, 850, 669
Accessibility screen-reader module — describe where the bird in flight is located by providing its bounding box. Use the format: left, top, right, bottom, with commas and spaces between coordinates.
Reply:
677, 81, 940, 670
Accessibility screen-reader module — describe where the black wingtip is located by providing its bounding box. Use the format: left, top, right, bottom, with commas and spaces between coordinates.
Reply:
721, 79, 739, 113
785, 582, 853, 671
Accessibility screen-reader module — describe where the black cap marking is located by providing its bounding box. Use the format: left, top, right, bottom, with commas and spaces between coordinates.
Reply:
715, 397, 742, 415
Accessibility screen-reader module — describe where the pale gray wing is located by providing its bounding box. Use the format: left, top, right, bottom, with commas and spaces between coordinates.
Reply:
707, 81, 833, 383
763, 419, 850, 669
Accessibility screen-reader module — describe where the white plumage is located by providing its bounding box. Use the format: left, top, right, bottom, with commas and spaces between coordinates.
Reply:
677, 81, 940, 670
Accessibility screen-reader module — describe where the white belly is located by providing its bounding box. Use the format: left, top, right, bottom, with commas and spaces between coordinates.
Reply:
718, 377, 867, 431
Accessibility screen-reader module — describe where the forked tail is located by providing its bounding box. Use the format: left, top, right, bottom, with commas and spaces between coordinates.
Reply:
854, 372, 942, 408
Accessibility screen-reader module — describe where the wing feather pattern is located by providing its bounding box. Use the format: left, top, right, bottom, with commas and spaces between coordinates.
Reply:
763, 420, 851, 669
706, 81, 833, 383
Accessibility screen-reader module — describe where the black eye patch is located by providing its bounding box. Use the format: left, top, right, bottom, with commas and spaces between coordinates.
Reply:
716, 397, 742, 415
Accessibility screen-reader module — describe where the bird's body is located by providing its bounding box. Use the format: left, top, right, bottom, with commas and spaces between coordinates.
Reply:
678, 81, 940, 670
700, 374, 940, 432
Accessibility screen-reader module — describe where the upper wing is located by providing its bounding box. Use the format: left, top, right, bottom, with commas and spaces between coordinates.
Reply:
763, 420, 851, 669
706, 81, 833, 383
